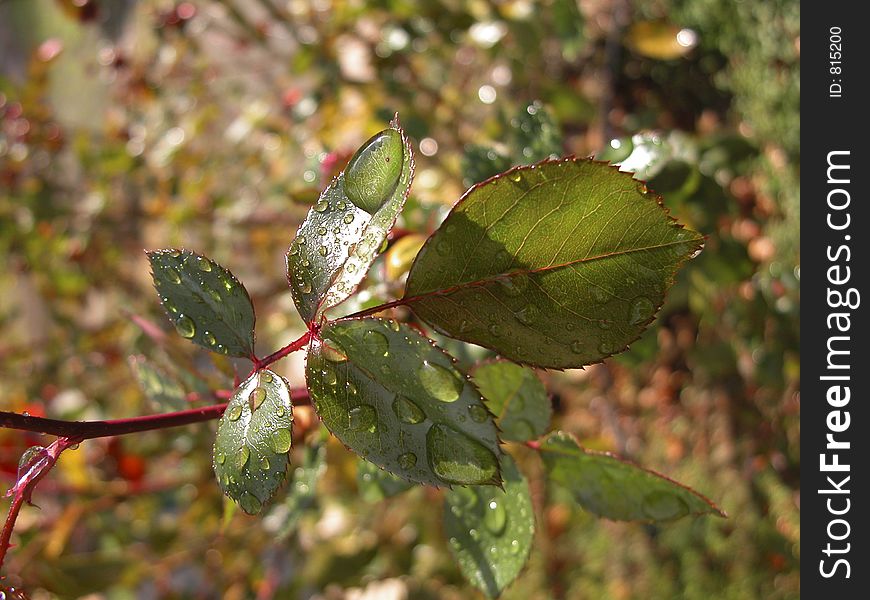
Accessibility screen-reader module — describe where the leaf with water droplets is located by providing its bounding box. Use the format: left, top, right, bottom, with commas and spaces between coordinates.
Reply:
128, 355, 187, 411
540, 431, 725, 521
357, 458, 414, 502
443, 455, 534, 598
286, 117, 415, 324
147, 249, 256, 358
306, 317, 501, 487
404, 158, 703, 369
213, 369, 294, 515
472, 361, 551, 442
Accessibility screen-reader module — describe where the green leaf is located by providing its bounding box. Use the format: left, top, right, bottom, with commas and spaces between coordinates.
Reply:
287, 117, 415, 323
444, 455, 534, 598
357, 458, 414, 502
306, 317, 502, 487
128, 355, 187, 410
472, 361, 551, 442
213, 369, 294, 515
404, 158, 703, 369
147, 249, 256, 359
540, 431, 725, 521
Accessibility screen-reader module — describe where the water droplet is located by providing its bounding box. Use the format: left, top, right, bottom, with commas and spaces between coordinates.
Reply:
419, 362, 462, 403
459, 320, 472, 333
276, 405, 286, 417
387, 319, 401, 332
318, 246, 329, 256
203, 331, 217, 346
313, 200, 329, 212
349, 405, 377, 433
398, 452, 417, 470
436, 240, 450, 255
364, 329, 390, 357
259, 456, 271, 470
262, 372, 273, 383
642, 491, 689, 520
196, 257, 212, 272
239, 492, 262, 514
249, 387, 266, 410
316, 226, 327, 236
426, 424, 498, 485
165, 266, 181, 284
227, 404, 243, 421
174, 315, 195, 338
300, 280, 313, 294
321, 366, 338, 385
510, 172, 522, 183
468, 405, 488, 423
392, 396, 426, 424
591, 286, 609, 304
629, 297, 655, 325
509, 539, 521, 554
379, 364, 391, 376
322, 343, 347, 363
343, 213, 354, 224
598, 341, 614, 355
162, 297, 178, 313
235, 445, 250, 470
488, 324, 502, 337
168, 249, 181, 258
271, 429, 293, 453
515, 304, 539, 326
218, 344, 228, 355
215, 451, 226, 465
570, 340, 583, 354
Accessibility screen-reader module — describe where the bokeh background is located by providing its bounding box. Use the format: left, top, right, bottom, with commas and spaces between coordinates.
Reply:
0, 0, 799, 598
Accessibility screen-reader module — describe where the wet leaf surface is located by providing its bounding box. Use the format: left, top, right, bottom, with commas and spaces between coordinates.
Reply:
306, 317, 501, 487
405, 158, 704, 368
472, 361, 551, 442
147, 249, 255, 358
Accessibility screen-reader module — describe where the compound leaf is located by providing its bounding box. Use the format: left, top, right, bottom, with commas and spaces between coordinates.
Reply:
147, 249, 255, 359
287, 117, 415, 324
444, 455, 534, 598
213, 369, 294, 515
306, 317, 501, 487
404, 158, 703, 369
472, 361, 551, 442
540, 431, 725, 521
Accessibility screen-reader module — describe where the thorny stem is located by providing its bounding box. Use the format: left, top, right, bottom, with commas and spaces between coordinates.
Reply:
0, 387, 312, 574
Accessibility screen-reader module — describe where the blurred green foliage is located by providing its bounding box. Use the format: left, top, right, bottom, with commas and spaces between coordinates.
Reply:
1, 0, 798, 598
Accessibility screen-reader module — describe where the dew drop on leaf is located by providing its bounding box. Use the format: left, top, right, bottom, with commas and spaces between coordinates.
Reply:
392, 395, 426, 424
642, 490, 690, 520
249, 387, 266, 410
426, 424, 499, 485
363, 329, 390, 357
468, 405, 488, 423
227, 404, 243, 421
349, 405, 378, 433
419, 362, 462, 403
398, 452, 418, 470
236, 445, 251, 470
270, 429, 293, 454
343, 128, 404, 213
629, 297, 655, 325
175, 315, 196, 338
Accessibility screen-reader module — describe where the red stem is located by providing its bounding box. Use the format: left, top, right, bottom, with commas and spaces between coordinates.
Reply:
341, 297, 410, 320
253, 330, 313, 370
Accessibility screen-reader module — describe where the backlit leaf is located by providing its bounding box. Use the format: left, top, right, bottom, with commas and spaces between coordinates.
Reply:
213, 369, 294, 515
128, 355, 187, 410
286, 117, 415, 323
147, 249, 255, 359
540, 431, 725, 521
404, 158, 703, 369
472, 361, 551, 441
357, 458, 414, 502
444, 455, 534, 598
306, 317, 502, 487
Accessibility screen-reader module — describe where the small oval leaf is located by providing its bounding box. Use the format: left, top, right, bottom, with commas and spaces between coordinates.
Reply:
344, 128, 404, 213
287, 117, 415, 324
540, 431, 725, 521
147, 249, 256, 358
404, 158, 703, 369
472, 361, 551, 442
213, 369, 294, 514
444, 455, 535, 599
306, 317, 502, 487
128, 355, 187, 411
